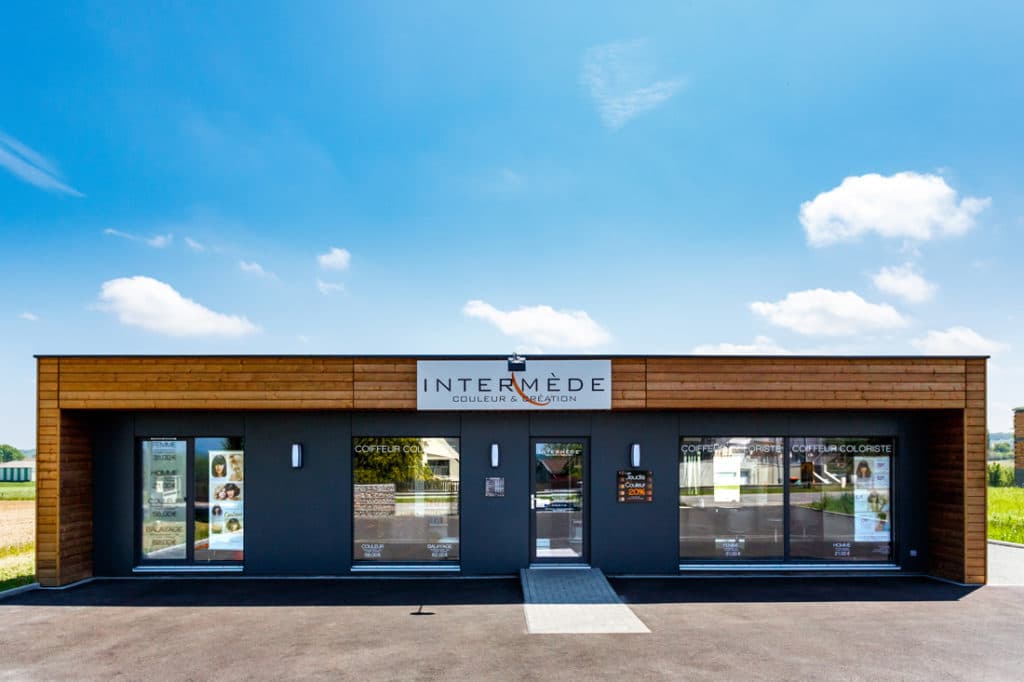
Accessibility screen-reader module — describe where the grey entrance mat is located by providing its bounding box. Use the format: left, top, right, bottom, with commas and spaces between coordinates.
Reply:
520, 568, 650, 634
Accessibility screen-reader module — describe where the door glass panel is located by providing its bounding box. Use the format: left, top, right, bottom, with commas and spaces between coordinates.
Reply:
534, 441, 584, 560
679, 437, 785, 560
140, 440, 188, 560
789, 437, 894, 561
195, 437, 245, 562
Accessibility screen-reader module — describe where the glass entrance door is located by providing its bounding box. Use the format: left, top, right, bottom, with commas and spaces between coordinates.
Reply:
531, 439, 586, 563
137, 437, 246, 567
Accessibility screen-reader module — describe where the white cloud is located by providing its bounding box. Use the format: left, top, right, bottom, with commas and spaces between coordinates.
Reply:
316, 278, 343, 295
239, 260, 274, 278
750, 289, 908, 336
18, 312, 38, 322
692, 336, 791, 355
318, 247, 351, 270
104, 228, 173, 248
911, 326, 1007, 355
98, 276, 258, 337
185, 237, 206, 251
871, 264, 937, 303
463, 300, 611, 349
800, 172, 990, 246
0, 131, 84, 197
581, 39, 685, 129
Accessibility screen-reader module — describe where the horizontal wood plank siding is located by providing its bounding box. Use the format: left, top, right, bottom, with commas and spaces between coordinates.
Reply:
611, 358, 646, 409
58, 357, 355, 409
963, 359, 986, 584
926, 410, 966, 583
36, 358, 59, 586
644, 358, 967, 410
1015, 410, 1024, 479
50, 356, 970, 411
353, 359, 416, 409
58, 411, 93, 585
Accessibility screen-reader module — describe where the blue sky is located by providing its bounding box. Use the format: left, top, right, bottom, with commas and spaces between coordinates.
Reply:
2, 2, 1022, 447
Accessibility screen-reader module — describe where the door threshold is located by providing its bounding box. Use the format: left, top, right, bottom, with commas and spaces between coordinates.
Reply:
528, 563, 591, 570
133, 565, 243, 574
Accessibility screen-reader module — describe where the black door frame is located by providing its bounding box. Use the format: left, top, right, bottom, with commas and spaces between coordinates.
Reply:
529, 437, 589, 564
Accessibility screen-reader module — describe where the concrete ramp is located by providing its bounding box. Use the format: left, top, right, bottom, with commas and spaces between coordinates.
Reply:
520, 568, 649, 634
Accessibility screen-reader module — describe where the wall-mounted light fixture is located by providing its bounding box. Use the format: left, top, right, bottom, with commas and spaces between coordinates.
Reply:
630, 443, 641, 468
507, 353, 526, 372
291, 443, 303, 469
491, 443, 500, 468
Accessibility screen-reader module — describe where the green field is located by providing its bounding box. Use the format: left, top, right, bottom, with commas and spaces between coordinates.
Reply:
0, 481, 36, 501
0, 485, 35, 591
0, 552, 34, 592
988, 486, 1024, 545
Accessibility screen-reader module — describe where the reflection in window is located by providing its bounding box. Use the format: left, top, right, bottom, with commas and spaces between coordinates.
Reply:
195, 437, 245, 562
534, 441, 585, 559
679, 437, 785, 560
353, 437, 460, 563
141, 440, 188, 560
789, 438, 893, 561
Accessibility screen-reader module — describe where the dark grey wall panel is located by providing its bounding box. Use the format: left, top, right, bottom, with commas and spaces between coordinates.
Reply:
134, 412, 245, 437
786, 412, 900, 436
590, 413, 679, 574
91, 413, 134, 576
897, 414, 929, 572
352, 412, 460, 436
679, 411, 790, 435
244, 412, 351, 575
529, 413, 593, 437
87, 408, 925, 578
459, 414, 531, 574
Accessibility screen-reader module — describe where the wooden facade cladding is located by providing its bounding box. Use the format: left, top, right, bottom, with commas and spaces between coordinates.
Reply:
56, 356, 356, 409
1015, 409, 1024, 480
35, 355, 987, 586
640, 357, 969, 410
51, 356, 970, 411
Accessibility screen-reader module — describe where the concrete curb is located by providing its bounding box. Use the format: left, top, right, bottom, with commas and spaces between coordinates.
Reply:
0, 582, 40, 600
988, 539, 1024, 549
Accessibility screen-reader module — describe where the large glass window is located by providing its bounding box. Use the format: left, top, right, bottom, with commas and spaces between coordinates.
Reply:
138, 437, 244, 565
679, 436, 895, 564
679, 437, 785, 560
353, 437, 460, 564
789, 437, 893, 562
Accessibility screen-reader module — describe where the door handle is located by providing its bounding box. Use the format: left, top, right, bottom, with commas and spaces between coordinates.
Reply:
530, 494, 536, 510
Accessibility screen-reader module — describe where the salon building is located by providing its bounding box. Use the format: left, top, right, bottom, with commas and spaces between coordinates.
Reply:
35, 355, 988, 587
1015, 407, 1024, 486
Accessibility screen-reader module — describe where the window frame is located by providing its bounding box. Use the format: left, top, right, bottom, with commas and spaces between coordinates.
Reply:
350, 435, 462, 568
678, 435, 898, 566
135, 436, 245, 569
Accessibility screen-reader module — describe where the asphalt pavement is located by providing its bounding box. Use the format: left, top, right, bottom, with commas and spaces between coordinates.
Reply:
2, 576, 1023, 680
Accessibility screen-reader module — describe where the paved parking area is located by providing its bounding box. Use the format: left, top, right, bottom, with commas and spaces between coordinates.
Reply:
2, 577, 1023, 681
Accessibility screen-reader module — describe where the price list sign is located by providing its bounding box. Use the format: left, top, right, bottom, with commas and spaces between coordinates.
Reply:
617, 470, 653, 503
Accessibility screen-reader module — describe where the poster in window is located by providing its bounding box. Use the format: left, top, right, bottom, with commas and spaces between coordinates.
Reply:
209, 450, 244, 550
853, 456, 890, 542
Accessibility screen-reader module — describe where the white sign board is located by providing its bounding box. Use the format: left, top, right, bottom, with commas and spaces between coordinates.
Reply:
417, 360, 612, 411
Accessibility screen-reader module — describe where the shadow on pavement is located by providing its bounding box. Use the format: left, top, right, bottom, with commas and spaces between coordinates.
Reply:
4, 576, 981, 608
609, 576, 980, 603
